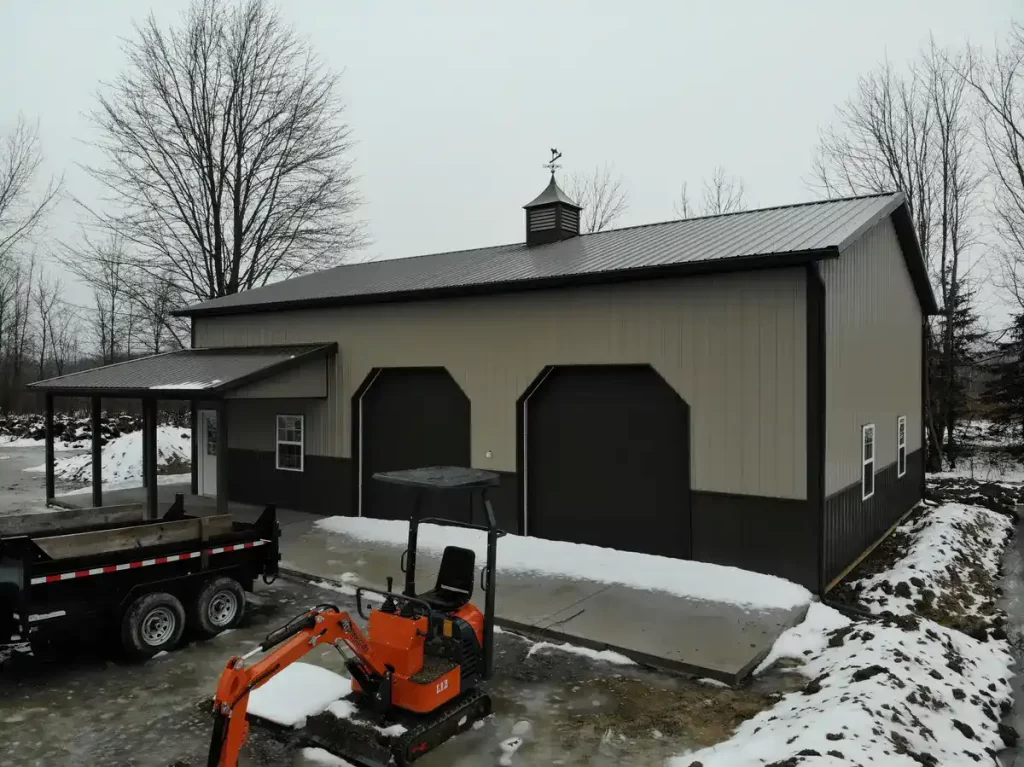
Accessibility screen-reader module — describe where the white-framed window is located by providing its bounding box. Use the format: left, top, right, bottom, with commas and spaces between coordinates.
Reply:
862, 423, 875, 500
276, 415, 304, 472
897, 415, 907, 479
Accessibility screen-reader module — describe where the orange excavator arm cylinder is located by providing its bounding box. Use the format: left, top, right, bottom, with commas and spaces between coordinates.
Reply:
206, 605, 384, 767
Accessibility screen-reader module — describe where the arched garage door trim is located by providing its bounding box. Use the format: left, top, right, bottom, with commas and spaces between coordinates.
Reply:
517, 363, 692, 558
351, 366, 471, 518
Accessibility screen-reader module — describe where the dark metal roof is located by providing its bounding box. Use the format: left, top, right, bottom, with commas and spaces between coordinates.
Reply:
523, 176, 581, 209
27, 344, 336, 397
177, 192, 938, 318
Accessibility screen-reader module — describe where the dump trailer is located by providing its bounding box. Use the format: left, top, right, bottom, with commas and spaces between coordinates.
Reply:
0, 494, 279, 662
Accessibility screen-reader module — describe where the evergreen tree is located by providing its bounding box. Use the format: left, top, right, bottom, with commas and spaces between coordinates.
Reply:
983, 312, 1024, 440
928, 284, 985, 466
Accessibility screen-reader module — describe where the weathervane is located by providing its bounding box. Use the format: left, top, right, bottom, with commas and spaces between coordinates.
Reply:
543, 148, 563, 179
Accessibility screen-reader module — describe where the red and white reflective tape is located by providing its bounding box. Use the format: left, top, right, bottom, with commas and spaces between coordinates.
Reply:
30, 539, 269, 585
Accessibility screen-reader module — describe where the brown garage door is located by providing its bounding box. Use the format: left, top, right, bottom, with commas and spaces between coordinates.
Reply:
525, 365, 691, 558
357, 367, 471, 521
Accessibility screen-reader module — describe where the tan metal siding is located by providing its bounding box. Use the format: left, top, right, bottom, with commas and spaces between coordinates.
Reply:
227, 357, 328, 399
197, 269, 808, 499
823, 217, 923, 496
226, 398, 332, 455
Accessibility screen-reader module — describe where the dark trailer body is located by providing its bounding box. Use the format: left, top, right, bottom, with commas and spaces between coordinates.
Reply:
0, 495, 280, 659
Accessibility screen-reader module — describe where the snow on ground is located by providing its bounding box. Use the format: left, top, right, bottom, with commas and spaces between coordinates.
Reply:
300, 748, 358, 766
23, 426, 190, 485
316, 517, 811, 611
247, 662, 351, 728
674, 604, 1014, 766
0, 435, 85, 451
328, 699, 407, 737
524, 640, 636, 666
847, 503, 1012, 626
932, 457, 1024, 483
55, 472, 191, 497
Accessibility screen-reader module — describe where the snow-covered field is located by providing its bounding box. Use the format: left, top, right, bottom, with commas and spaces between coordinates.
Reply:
675, 604, 1014, 766
54, 472, 192, 497
316, 516, 812, 611
23, 426, 190, 485
847, 502, 1012, 631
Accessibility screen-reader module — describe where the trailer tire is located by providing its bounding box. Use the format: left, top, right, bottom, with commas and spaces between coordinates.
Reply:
122, 592, 186, 658
190, 576, 246, 638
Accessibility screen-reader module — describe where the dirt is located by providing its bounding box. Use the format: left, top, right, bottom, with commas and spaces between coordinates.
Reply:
568, 675, 777, 748
830, 480, 1015, 640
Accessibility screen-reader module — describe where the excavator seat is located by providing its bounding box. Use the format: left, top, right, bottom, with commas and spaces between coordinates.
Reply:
419, 546, 475, 612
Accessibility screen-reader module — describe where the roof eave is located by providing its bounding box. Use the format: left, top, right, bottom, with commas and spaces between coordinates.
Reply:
175, 250, 837, 320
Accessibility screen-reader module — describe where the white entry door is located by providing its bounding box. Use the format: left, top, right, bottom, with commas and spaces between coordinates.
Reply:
199, 410, 218, 497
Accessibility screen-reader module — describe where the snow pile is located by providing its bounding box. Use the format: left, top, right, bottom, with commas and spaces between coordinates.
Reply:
24, 426, 190, 485
316, 517, 811, 611
56, 472, 192, 497
247, 662, 351, 728
328, 699, 407, 737
845, 503, 1012, 636
674, 604, 1015, 767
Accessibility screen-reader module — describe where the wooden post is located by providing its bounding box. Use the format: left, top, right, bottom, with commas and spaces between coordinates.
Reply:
91, 396, 102, 508
216, 399, 228, 515
190, 401, 199, 495
141, 401, 149, 488
144, 399, 159, 520
44, 393, 55, 504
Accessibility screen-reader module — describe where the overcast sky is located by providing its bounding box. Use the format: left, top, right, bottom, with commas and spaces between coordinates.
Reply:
0, 0, 1019, 315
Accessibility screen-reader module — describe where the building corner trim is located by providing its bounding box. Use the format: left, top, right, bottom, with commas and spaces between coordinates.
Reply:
807, 263, 827, 594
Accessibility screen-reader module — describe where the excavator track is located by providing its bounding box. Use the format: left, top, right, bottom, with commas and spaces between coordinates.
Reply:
394, 688, 491, 765
299, 689, 491, 767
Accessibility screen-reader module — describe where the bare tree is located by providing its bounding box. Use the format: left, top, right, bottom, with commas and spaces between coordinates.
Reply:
83, 0, 366, 310
814, 41, 982, 469
0, 116, 62, 261
566, 164, 630, 233
135, 270, 185, 354
960, 23, 1024, 312
0, 252, 35, 410
673, 166, 747, 217
33, 272, 61, 379
813, 57, 935, 265
59, 232, 134, 364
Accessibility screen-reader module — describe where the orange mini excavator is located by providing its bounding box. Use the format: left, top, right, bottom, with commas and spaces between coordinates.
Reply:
205, 466, 505, 767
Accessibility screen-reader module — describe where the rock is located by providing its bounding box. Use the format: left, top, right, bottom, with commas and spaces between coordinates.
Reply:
796, 749, 821, 756
825, 732, 843, 741
894, 581, 912, 598
952, 720, 976, 740
827, 751, 844, 759
999, 722, 1019, 747
852, 665, 887, 682
928, 669, 943, 680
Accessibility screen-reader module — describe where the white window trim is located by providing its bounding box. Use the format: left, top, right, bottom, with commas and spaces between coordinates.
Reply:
275, 414, 304, 472
862, 423, 875, 501
897, 415, 907, 479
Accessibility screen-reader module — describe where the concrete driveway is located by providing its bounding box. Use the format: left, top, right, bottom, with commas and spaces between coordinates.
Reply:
279, 518, 808, 684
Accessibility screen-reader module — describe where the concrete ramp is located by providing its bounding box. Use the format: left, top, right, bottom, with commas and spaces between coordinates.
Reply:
279, 520, 808, 685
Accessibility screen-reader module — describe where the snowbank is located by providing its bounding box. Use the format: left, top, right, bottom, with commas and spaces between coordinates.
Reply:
55, 472, 191, 497
847, 503, 1012, 634
315, 517, 811, 611
24, 426, 190, 485
525, 640, 636, 666
247, 662, 351, 728
675, 605, 1014, 766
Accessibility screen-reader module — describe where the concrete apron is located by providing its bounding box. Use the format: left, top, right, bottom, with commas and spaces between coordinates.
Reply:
280, 520, 808, 685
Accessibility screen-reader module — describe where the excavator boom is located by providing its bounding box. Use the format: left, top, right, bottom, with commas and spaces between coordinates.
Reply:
206, 604, 381, 767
